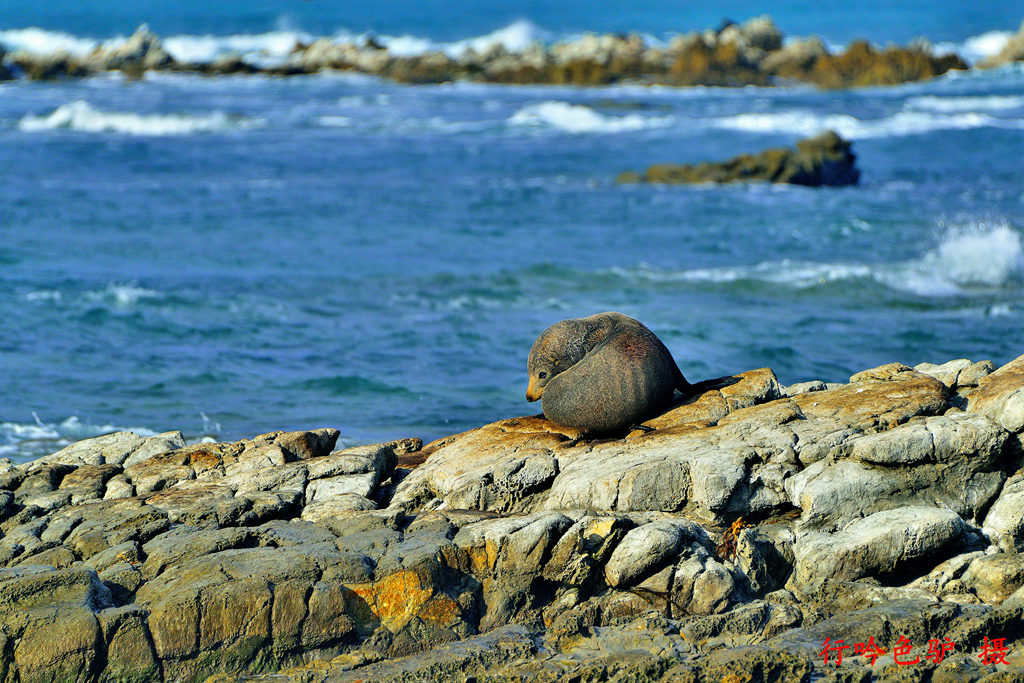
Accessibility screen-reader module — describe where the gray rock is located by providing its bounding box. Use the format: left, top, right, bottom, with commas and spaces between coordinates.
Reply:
915, 358, 994, 389
962, 553, 1024, 603
306, 472, 378, 502
793, 507, 968, 585
604, 521, 689, 587
781, 380, 827, 396
786, 413, 1006, 529
301, 495, 378, 524
967, 352, 1024, 432
983, 472, 1024, 553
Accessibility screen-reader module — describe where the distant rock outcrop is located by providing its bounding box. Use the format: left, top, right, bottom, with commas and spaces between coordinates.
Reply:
618, 130, 861, 187
0, 16, 972, 88
3, 353, 1024, 680
82, 25, 176, 74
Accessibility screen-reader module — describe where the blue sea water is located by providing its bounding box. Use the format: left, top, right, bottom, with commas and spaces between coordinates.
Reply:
1, 3, 1023, 462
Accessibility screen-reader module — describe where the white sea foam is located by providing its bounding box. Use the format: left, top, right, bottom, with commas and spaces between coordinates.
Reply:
84, 283, 163, 307
445, 20, 550, 56
0, 27, 98, 56
377, 20, 549, 58
25, 289, 62, 302
509, 100, 671, 133
317, 115, 353, 127
615, 222, 1023, 298
957, 30, 1013, 65
19, 100, 261, 136
0, 415, 159, 462
163, 30, 312, 65
710, 109, 1024, 139
915, 222, 1023, 287
906, 95, 1024, 112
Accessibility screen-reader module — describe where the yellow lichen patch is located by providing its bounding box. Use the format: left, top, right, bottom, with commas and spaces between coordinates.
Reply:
720, 673, 750, 683
465, 546, 491, 575
348, 570, 435, 632
417, 594, 462, 628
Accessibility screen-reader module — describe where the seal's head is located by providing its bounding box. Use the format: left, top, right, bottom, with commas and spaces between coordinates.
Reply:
525, 318, 591, 401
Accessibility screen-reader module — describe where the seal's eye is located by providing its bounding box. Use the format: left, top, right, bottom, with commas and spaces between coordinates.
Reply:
539, 372, 548, 379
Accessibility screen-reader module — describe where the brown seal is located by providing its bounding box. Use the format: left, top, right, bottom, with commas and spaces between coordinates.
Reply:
526, 311, 690, 433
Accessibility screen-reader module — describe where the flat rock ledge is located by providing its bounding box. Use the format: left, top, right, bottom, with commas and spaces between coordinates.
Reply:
4, 354, 1024, 682
0, 16, 972, 89
617, 130, 860, 187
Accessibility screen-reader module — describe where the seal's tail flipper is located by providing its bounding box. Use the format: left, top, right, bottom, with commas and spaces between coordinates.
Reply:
673, 362, 692, 395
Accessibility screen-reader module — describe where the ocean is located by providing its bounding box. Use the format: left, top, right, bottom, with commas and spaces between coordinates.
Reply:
2, 2, 1023, 462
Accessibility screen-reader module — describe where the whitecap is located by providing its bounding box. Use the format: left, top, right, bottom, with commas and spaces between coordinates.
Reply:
508, 100, 672, 134
906, 95, 1024, 112
445, 20, 550, 57
163, 30, 312, 65
25, 289, 62, 302
710, 109, 1024, 139
19, 100, 262, 136
611, 221, 1023, 298
949, 30, 1014, 65
84, 282, 163, 307
912, 222, 1023, 288
317, 115, 352, 127
0, 27, 98, 56
0, 415, 159, 463
374, 19, 550, 58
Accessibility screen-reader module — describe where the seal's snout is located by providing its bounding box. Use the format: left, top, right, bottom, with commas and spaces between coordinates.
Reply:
526, 378, 543, 402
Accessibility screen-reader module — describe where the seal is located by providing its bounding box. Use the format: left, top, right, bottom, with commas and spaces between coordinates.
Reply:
526, 311, 690, 433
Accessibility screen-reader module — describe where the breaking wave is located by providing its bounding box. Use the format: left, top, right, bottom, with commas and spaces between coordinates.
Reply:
0, 415, 159, 464
509, 101, 672, 133
906, 95, 1024, 112
163, 30, 313, 66
614, 221, 1024, 297
0, 27, 98, 55
710, 109, 1024, 139
381, 19, 550, 58
18, 100, 263, 136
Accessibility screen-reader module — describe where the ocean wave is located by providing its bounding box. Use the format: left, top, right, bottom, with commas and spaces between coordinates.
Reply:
613, 222, 1023, 298
509, 101, 672, 133
0, 415, 159, 463
906, 95, 1024, 112
935, 30, 1014, 65
23, 283, 164, 308
163, 30, 313, 66
84, 283, 163, 307
710, 109, 1024, 138
18, 100, 263, 136
0, 27, 98, 56
380, 19, 550, 58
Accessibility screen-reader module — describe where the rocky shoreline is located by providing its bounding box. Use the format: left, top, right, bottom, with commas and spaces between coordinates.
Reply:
3, 353, 1024, 681
5, 16, 1024, 89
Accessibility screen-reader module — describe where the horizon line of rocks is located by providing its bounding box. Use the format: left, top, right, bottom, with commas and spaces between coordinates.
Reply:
2, 15, 1023, 88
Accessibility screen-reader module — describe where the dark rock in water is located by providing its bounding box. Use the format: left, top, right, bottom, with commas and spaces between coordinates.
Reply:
3, 355, 1024, 680
618, 130, 860, 187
